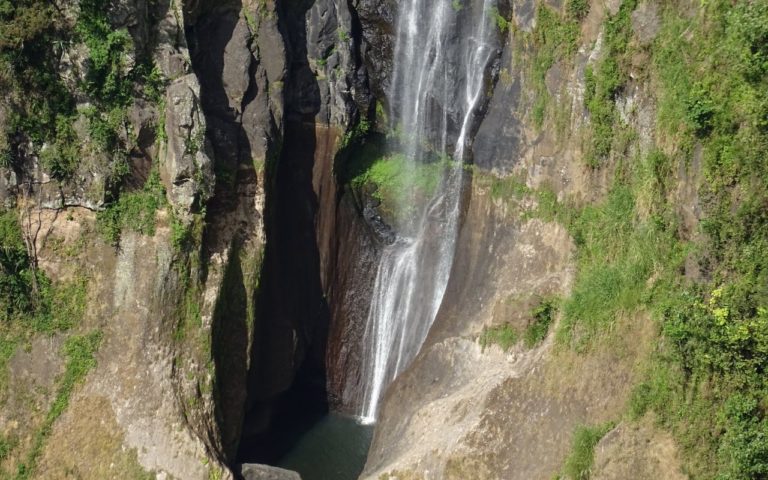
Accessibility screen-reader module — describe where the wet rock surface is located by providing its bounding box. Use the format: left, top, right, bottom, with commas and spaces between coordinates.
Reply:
326, 193, 385, 412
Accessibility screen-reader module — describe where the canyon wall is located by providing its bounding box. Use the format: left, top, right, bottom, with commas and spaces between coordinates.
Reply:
2, 0, 766, 478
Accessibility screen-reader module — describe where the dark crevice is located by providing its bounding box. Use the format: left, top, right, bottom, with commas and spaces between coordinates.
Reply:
236, 0, 332, 468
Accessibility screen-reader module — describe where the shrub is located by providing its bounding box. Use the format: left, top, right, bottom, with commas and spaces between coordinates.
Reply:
340, 118, 371, 149
39, 115, 80, 179
0, 0, 76, 172
685, 83, 716, 138
0, 1, 56, 50
524, 299, 557, 347
84, 105, 127, 154
77, 0, 133, 108
489, 7, 509, 33
718, 394, 768, 479
0, 209, 35, 319
582, 0, 637, 166
567, 0, 590, 21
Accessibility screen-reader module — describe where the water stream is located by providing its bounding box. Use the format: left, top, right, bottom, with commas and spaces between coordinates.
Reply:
358, 0, 499, 423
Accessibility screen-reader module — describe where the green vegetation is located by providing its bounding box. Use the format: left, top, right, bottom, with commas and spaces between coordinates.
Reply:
488, 7, 509, 33
77, 1, 134, 108
350, 152, 441, 206
15, 331, 103, 480
340, 118, 371, 149
583, 0, 637, 167
632, 3, 768, 478
0, 210, 88, 330
0, 434, 15, 463
39, 115, 81, 180
342, 136, 444, 221
172, 214, 205, 343
528, 5, 580, 128
0, 213, 96, 475
478, 299, 556, 352
566, 0, 590, 21
484, 173, 530, 201
0, 0, 165, 181
557, 180, 685, 350
0, 0, 77, 170
536, 0, 768, 477
0, 209, 38, 321
524, 299, 557, 347
97, 169, 167, 245
558, 422, 615, 480
480, 323, 518, 352
32, 276, 88, 334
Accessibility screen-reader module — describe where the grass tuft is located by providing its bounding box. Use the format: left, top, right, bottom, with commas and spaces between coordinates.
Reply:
480, 323, 519, 352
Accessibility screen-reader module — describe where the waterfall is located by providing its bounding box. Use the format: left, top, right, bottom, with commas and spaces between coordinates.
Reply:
357, 0, 499, 424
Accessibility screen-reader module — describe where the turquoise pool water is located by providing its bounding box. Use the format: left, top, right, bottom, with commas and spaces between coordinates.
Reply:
276, 413, 373, 480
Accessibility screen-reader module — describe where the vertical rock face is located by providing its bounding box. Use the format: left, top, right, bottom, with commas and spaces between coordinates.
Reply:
180, 0, 288, 465
164, 75, 214, 216
326, 194, 384, 412
354, 0, 397, 100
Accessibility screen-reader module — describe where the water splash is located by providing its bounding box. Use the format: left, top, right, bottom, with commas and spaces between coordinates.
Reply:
357, 0, 499, 424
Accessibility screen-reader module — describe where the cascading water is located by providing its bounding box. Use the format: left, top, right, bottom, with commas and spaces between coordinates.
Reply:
358, 0, 500, 423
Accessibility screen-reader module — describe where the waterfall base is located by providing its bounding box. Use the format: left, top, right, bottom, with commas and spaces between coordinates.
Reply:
276, 413, 373, 480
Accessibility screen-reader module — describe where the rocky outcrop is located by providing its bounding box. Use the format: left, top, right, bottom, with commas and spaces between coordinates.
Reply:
163, 75, 214, 217
239, 463, 302, 480
591, 419, 688, 480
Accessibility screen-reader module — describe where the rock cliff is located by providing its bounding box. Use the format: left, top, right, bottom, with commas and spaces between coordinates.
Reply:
1, 0, 766, 479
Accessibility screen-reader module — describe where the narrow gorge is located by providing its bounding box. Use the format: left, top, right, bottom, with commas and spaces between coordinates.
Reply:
0, 0, 767, 479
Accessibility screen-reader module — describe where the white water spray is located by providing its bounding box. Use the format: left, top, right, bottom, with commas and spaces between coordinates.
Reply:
357, 0, 499, 424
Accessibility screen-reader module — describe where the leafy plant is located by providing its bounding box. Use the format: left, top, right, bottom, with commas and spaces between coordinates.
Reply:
38, 115, 80, 179
77, 0, 133, 109
0, 209, 35, 320
567, 0, 590, 21
340, 118, 371, 149
554, 2, 768, 477
524, 299, 557, 347
488, 7, 509, 32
